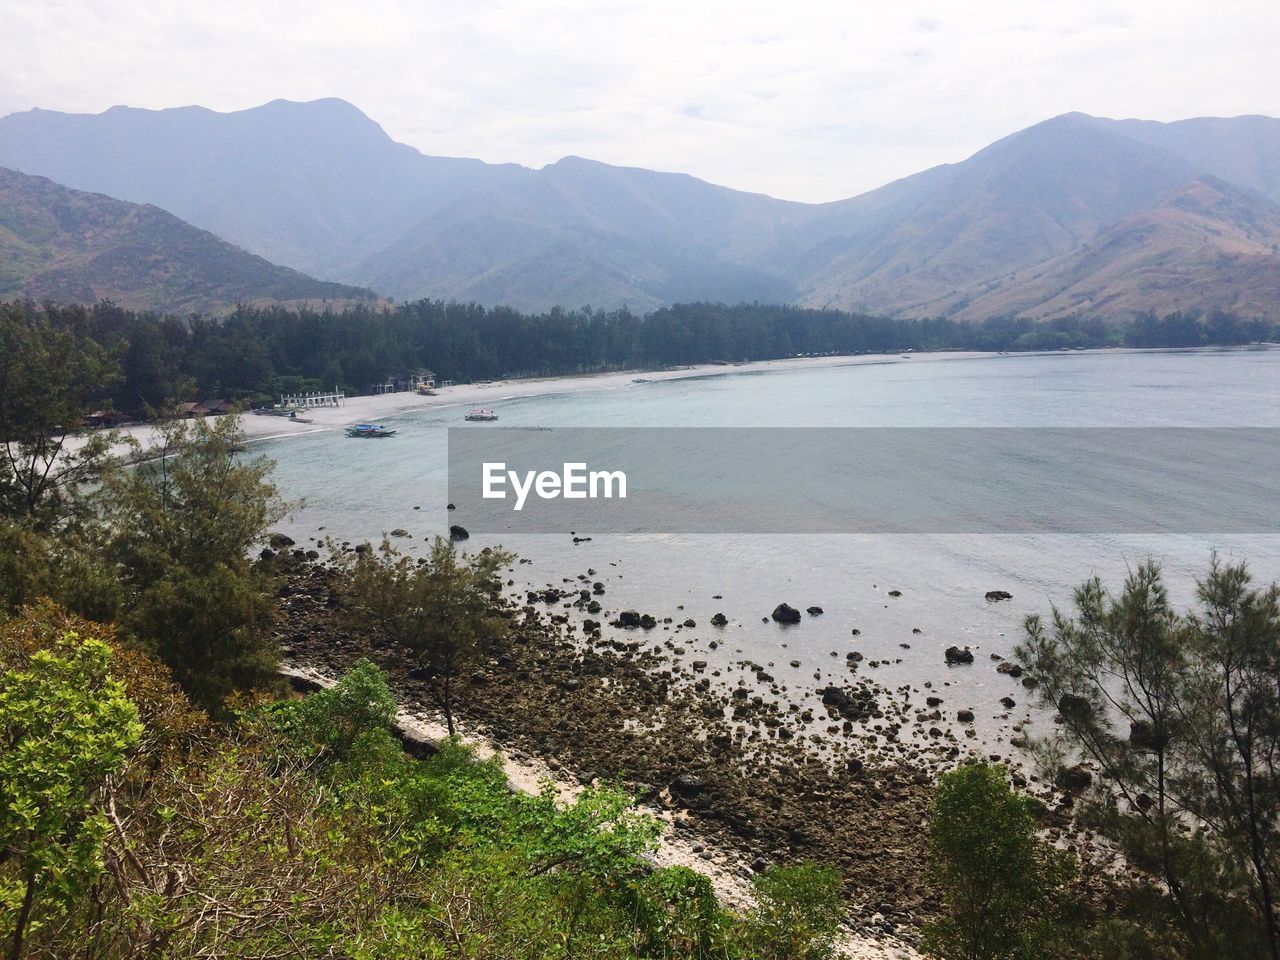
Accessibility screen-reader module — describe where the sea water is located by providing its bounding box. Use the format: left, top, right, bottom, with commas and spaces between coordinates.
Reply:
260, 347, 1280, 745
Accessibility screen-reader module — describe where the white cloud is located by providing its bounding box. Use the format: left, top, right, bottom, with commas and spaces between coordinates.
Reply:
1, 0, 1276, 201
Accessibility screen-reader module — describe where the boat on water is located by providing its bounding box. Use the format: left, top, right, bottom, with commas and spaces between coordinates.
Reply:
345, 423, 397, 438
464, 408, 499, 421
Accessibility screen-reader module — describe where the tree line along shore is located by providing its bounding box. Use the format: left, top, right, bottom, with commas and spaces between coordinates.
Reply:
2, 297, 1275, 423
2, 301, 1280, 959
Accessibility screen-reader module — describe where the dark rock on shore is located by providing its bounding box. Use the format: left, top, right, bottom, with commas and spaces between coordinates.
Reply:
945, 645, 975, 665
771, 603, 802, 624
449, 524, 470, 541
985, 590, 1013, 602
611, 610, 658, 630
671, 773, 709, 799
996, 661, 1023, 678
710, 612, 728, 626
268, 533, 295, 549
806, 606, 824, 616
820, 684, 881, 722
1056, 764, 1093, 793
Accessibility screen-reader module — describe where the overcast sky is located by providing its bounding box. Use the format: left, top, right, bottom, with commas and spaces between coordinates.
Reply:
2, 0, 1276, 202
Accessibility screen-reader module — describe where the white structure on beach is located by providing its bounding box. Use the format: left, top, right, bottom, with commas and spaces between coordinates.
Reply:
281, 389, 345, 408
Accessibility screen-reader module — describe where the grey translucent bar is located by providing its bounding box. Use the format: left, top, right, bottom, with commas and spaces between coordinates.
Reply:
446, 428, 1280, 534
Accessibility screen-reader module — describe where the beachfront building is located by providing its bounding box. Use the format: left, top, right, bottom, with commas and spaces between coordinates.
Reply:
369, 369, 435, 394
85, 410, 131, 428
394, 371, 435, 394
176, 399, 236, 418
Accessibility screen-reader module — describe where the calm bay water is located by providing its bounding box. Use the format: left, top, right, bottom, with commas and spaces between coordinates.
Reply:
261, 347, 1280, 744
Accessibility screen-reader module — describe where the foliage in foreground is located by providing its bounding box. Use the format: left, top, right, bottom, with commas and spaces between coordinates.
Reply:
924, 763, 1073, 960
1016, 557, 1280, 960
338, 535, 515, 735
0, 605, 845, 960
0, 629, 141, 958
1, 370, 286, 714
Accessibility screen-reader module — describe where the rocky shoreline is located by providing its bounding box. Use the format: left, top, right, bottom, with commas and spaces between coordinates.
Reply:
268, 550, 1092, 949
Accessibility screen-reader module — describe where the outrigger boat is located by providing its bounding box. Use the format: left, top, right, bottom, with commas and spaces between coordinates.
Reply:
464, 408, 499, 421
345, 423, 397, 438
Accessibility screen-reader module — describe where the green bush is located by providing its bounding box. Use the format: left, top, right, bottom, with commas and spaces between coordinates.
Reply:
745, 862, 845, 960
924, 762, 1073, 960
1, 627, 859, 960
629, 866, 730, 960
272, 658, 397, 761
0, 632, 141, 959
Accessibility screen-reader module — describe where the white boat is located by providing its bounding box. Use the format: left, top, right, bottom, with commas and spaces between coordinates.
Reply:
464, 408, 498, 421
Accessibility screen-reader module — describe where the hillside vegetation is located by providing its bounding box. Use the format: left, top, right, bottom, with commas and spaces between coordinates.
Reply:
0, 167, 376, 315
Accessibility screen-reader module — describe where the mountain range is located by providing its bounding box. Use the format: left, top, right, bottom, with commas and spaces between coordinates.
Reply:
0, 98, 1277, 319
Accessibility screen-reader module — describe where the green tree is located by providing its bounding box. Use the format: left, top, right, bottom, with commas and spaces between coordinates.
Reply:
1016, 558, 1280, 959
629, 866, 729, 960
104, 415, 286, 712
272, 658, 398, 763
745, 863, 845, 960
0, 632, 141, 960
924, 763, 1072, 960
0, 304, 118, 530
344, 536, 514, 735
0, 523, 47, 613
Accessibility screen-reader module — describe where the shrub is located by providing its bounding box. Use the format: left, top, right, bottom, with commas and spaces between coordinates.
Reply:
924, 762, 1072, 960
745, 862, 845, 960
0, 631, 141, 959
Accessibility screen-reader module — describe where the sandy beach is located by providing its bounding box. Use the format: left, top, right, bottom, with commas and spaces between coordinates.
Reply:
94, 349, 1000, 455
